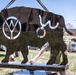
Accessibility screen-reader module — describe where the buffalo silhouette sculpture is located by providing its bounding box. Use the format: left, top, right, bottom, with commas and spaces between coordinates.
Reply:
0, 6, 73, 64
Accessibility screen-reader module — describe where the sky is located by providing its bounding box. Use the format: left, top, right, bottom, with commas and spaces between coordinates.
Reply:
0, 0, 76, 28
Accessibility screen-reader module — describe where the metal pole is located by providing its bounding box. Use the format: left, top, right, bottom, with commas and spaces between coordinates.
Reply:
37, 0, 49, 11
3, 0, 16, 9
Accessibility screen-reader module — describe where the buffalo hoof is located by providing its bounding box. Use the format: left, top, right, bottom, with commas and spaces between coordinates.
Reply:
1, 59, 8, 63
21, 59, 28, 64
60, 62, 68, 65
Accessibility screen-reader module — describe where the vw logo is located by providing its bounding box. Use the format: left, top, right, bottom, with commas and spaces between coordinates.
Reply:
2, 16, 21, 40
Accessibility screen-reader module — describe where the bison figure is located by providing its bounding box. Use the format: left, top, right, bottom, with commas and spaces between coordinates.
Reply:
0, 6, 73, 64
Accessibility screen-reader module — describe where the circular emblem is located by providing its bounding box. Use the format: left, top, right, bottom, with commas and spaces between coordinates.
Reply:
2, 16, 21, 40
36, 27, 46, 38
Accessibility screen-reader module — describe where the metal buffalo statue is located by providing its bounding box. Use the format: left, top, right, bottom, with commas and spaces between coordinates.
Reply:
0, 6, 73, 64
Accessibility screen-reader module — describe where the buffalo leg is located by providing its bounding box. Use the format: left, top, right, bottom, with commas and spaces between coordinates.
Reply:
21, 46, 28, 64
47, 47, 60, 65
2, 49, 13, 63
60, 43, 68, 65
60, 51, 68, 65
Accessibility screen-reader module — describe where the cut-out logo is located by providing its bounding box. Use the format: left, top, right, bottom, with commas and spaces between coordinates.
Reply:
36, 15, 59, 38
2, 16, 21, 40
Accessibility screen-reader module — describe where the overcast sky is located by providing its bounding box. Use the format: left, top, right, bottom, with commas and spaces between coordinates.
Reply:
0, 0, 76, 28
